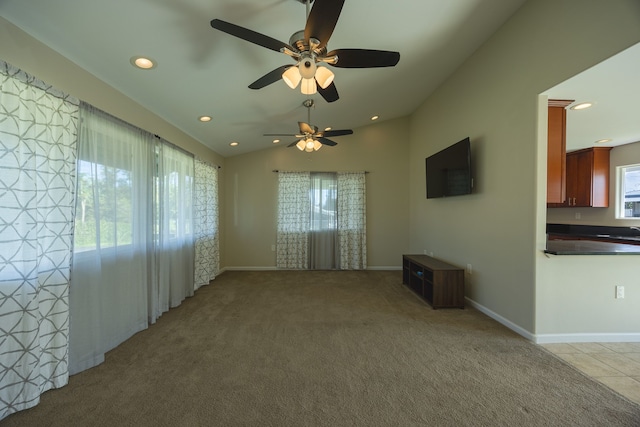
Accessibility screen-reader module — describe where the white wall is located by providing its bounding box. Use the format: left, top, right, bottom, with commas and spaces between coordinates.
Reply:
409, 0, 640, 338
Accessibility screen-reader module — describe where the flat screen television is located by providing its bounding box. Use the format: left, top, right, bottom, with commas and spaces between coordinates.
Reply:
425, 137, 472, 199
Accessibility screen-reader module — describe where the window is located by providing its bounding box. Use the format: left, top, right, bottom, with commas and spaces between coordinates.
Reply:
276, 171, 366, 270
310, 173, 337, 231
617, 164, 640, 218
75, 159, 134, 251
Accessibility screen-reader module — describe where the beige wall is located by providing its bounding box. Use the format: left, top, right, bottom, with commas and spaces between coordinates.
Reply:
223, 117, 410, 269
547, 141, 640, 227
409, 0, 640, 337
4, 1, 640, 341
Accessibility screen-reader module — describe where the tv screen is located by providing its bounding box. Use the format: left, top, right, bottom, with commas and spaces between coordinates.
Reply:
425, 137, 472, 199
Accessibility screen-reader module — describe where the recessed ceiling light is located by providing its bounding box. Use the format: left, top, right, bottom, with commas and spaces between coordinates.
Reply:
371, 115, 379, 121
272, 139, 280, 144
595, 138, 612, 144
570, 102, 593, 110
130, 56, 156, 70
229, 141, 239, 147
198, 115, 212, 122
324, 127, 332, 131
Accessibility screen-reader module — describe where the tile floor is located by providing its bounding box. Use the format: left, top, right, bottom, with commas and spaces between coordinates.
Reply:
541, 342, 640, 405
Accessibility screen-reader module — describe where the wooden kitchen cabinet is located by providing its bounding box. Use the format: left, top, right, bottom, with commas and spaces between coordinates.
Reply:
546, 100, 576, 206
547, 102, 571, 205
564, 147, 611, 207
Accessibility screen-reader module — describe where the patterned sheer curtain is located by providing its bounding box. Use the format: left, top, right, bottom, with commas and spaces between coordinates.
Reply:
337, 172, 367, 269
194, 158, 219, 290
276, 172, 310, 269
0, 60, 79, 420
152, 140, 195, 321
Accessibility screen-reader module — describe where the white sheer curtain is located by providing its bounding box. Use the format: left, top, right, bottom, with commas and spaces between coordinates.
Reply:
69, 103, 155, 374
276, 172, 310, 269
337, 172, 367, 269
152, 140, 194, 322
309, 173, 338, 269
70, 106, 197, 372
194, 158, 219, 290
0, 60, 79, 420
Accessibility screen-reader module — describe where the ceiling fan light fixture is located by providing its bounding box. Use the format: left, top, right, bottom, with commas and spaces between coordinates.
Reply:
313, 140, 322, 151
282, 66, 302, 89
301, 78, 317, 95
305, 138, 315, 152
315, 66, 334, 89
296, 140, 306, 151
299, 57, 317, 79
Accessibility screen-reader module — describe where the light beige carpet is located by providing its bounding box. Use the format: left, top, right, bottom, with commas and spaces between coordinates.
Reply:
4, 270, 640, 426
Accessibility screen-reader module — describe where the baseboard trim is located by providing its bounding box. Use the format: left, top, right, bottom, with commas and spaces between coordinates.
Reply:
213, 273, 638, 343
465, 298, 640, 344
533, 333, 640, 344
465, 297, 536, 342
220, 266, 402, 272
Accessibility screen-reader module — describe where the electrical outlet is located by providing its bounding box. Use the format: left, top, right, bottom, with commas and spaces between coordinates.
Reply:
575, 212, 581, 220
616, 285, 625, 299
423, 249, 427, 255
466, 264, 472, 275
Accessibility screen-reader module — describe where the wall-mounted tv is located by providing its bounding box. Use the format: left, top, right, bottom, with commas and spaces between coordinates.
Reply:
425, 137, 472, 199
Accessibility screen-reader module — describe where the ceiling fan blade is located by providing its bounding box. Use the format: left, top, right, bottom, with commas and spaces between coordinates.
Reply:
318, 137, 338, 147
211, 19, 294, 53
317, 81, 339, 103
304, 0, 345, 49
322, 129, 353, 137
249, 65, 292, 89
299, 121, 315, 135
287, 140, 300, 148
264, 133, 298, 137
326, 49, 400, 68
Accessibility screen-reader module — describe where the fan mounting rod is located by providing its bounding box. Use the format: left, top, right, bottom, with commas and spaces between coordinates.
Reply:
303, 99, 314, 125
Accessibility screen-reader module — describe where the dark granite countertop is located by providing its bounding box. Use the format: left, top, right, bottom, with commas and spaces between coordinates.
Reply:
545, 223, 640, 254
545, 239, 640, 255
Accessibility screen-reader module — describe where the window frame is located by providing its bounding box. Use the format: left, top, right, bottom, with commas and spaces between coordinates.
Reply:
616, 163, 640, 219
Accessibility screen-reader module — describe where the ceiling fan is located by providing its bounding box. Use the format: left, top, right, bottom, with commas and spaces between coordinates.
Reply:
210, 0, 400, 103
264, 99, 353, 151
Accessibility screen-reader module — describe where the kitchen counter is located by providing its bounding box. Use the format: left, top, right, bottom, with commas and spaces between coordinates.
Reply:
545, 239, 640, 255
545, 223, 640, 255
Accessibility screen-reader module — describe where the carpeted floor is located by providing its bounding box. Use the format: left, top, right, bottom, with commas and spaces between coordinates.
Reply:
4, 270, 640, 426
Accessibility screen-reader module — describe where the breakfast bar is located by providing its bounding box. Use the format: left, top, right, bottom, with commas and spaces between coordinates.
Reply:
545, 223, 640, 255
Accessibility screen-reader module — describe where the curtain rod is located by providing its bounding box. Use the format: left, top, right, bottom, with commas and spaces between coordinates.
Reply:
154, 134, 221, 169
272, 170, 369, 173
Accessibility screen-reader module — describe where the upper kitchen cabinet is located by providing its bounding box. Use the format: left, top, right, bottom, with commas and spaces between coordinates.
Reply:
564, 147, 611, 208
547, 100, 573, 205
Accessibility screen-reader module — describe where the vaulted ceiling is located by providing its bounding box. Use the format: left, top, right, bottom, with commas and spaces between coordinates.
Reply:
544, 42, 640, 152
0, 0, 529, 157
